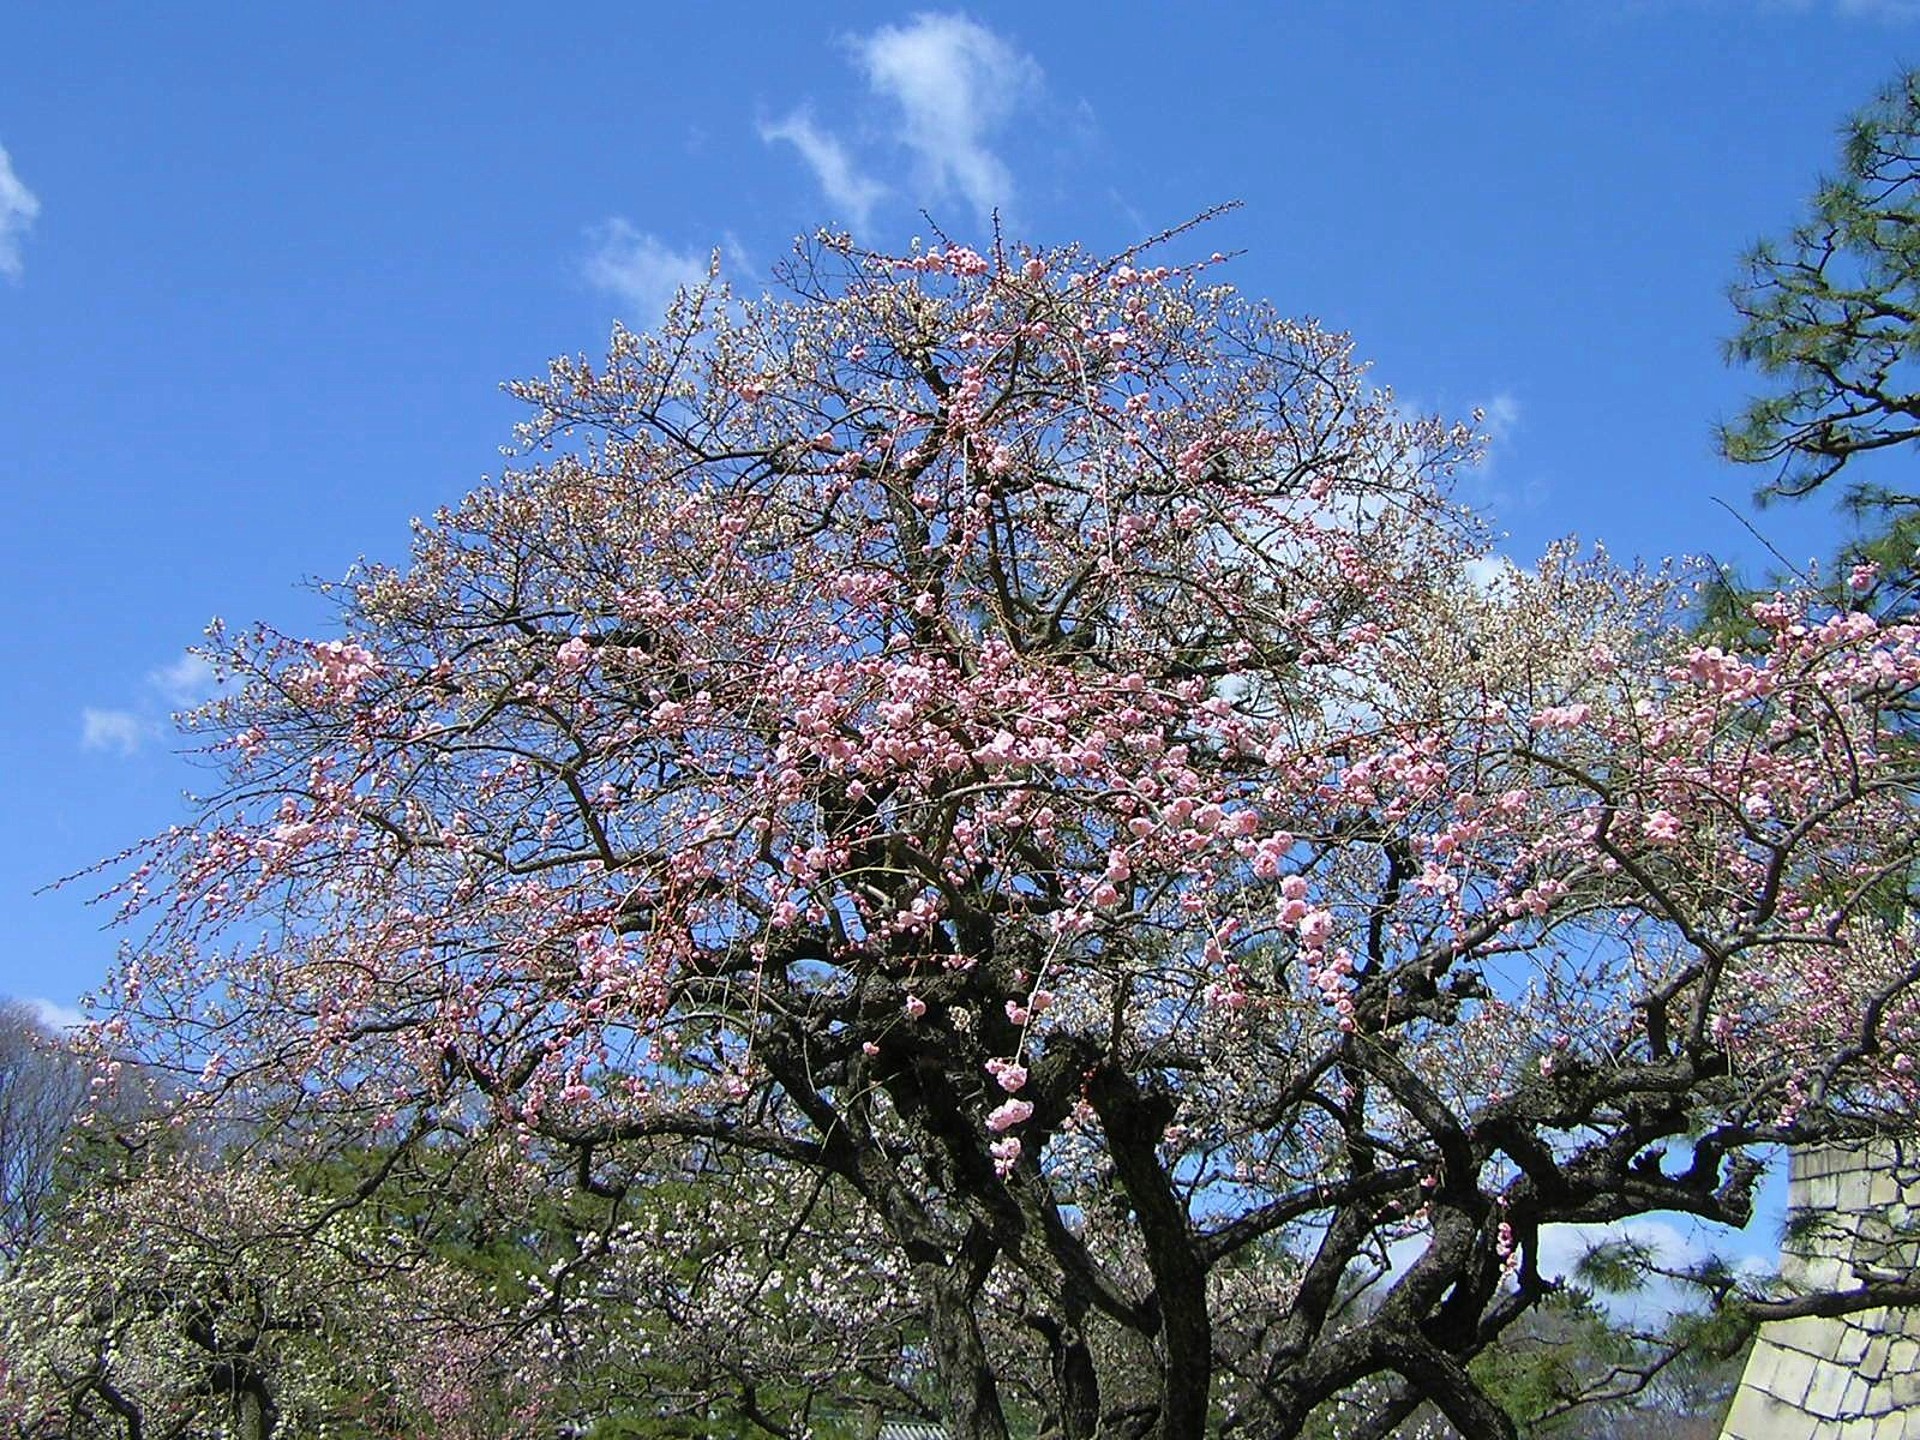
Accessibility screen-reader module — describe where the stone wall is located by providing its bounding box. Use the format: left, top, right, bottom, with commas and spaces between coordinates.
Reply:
1719, 1140, 1920, 1439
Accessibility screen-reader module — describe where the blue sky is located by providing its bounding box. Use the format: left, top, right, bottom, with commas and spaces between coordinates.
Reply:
1, 3, 1912, 1261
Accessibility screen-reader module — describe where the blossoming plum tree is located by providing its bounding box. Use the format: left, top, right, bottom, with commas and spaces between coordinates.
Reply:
82, 229, 1920, 1439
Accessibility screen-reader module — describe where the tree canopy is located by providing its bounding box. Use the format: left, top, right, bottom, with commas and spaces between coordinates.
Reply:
33, 229, 1920, 1440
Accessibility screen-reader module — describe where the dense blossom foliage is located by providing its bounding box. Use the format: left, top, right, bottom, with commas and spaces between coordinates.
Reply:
61, 230, 1920, 1439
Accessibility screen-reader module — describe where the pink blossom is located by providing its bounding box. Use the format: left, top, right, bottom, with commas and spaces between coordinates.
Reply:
904, 994, 928, 1020
1298, 909, 1334, 947
1643, 810, 1684, 843
1532, 702, 1590, 730
986, 1098, 1034, 1132
985, 1057, 1028, 1093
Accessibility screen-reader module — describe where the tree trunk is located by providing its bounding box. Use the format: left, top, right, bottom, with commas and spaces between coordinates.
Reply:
927, 1277, 1011, 1440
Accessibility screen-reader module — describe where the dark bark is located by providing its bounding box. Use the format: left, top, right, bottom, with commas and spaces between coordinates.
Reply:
1087, 1063, 1212, 1440
926, 1268, 1013, 1440
1371, 1331, 1516, 1440
1027, 1312, 1101, 1440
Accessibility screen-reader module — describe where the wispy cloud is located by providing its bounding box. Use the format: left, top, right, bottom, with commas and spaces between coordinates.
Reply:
1461, 553, 1526, 595
0, 144, 41, 281
1478, 392, 1521, 450
583, 221, 711, 321
852, 14, 1042, 225
24, 997, 85, 1031
759, 16, 1047, 233
151, 652, 217, 709
80, 649, 224, 757
760, 111, 888, 231
81, 708, 146, 757
1458, 389, 1548, 518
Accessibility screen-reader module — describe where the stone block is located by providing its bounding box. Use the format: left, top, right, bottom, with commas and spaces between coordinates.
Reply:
1838, 1171, 1876, 1211
1880, 1138, 1919, 1171
1800, 1253, 1852, 1291
1767, 1347, 1819, 1407
1840, 1372, 1872, 1419
1807, 1360, 1854, 1417
1887, 1363, 1920, 1409
1774, 1315, 1841, 1360
1721, 1384, 1793, 1440
1743, 1339, 1785, 1394
1861, 1332, 1892, 1381
1805, 1174, 1844, 1211
1797, 1145, 1850, 1180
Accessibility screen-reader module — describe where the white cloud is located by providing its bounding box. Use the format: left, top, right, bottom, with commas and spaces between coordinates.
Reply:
1479, 392, 1521, 448
24, 997, 85, 1031
761, 111, 889, 232
80, 707, 146, 757
1461, 553, 1526, 595
852, 13, 1042, 224
583, 221, 711, 321
80, 650, 226, 758
151, 652, 217, 709
1457, 388, 1549, 518
0, 144, 40, 281
1536, 1216, 1740, 1326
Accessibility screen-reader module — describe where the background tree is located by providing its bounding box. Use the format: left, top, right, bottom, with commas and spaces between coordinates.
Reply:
1722, 67, 1920, 608
0, 999, 88, 1268
85, 230, 1920, 1440
0, 1155, 552, 1440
